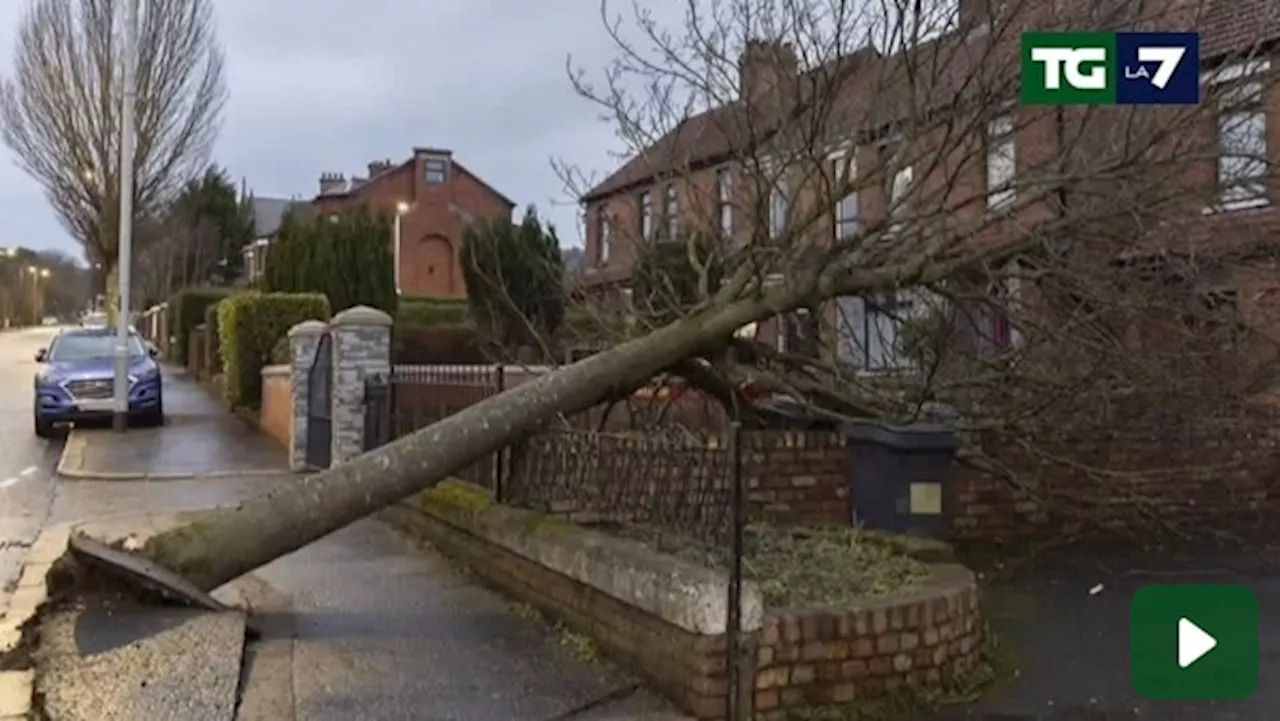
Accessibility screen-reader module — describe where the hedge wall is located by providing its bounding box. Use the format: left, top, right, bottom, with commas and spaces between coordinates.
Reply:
203, 301, 224, 376
219, 292, 330, 408
397, 296, 470, 327
393, 323, 489, 364
168, 288, 233, 365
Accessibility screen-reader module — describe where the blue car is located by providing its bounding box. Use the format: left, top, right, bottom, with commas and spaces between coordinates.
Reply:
33, 327, 164, 437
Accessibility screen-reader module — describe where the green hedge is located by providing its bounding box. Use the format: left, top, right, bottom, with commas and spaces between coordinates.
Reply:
219, 292, 330, 408
393, 322, 489, 364
168, 288, 233, 364
203, 301, 224, 375
397, 296, 470, 327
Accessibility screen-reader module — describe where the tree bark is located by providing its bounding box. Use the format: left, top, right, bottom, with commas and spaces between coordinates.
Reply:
143, 296, 773, 590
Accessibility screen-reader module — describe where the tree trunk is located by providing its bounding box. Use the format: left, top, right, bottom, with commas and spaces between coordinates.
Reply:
143, 297, 771, 590
104, 265, 118, 324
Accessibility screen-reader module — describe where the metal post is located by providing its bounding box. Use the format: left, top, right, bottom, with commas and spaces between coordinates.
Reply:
493, 363, 506, 501
725, 421, 744, 721
112, 0, 139, 432
392, 211, 402, 295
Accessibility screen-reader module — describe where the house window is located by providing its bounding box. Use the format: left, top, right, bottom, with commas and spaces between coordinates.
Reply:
424, 159, 448, 183
639, 191, 653, 240
889, 166, 912, 233
986, 114, 1016, 210
836, 290, 929, 371
665, 183, 680, 239
716, 168, 733, 236
1211, 62, 1269, 210
769, 181, 790, 238
832, 153, 859, 240
598, 206, 612, 265
973, 274, 1023, 354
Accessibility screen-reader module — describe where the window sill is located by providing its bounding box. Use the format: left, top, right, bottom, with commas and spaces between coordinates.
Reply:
1202, 198, 1271, 215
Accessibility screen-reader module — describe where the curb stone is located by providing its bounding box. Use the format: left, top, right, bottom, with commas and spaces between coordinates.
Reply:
56, 430, 290, 481
0, 522, 72, 719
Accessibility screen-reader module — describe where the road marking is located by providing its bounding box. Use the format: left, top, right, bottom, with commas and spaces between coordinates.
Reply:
0, 478, 18, 489
18, 466, 35, 477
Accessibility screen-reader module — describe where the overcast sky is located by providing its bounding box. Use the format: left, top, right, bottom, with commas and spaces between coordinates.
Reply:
0, 0, 695, 261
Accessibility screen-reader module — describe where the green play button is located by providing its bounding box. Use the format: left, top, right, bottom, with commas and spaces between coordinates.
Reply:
1130, 584, 1258, 700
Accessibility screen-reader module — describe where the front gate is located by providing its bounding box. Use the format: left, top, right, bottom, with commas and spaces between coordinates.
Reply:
305, 333, 333, 469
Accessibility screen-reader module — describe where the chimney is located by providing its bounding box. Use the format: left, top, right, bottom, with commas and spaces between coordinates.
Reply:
367, 158, 393, 177
738, 40, 799, 104
318, 172, 346, 195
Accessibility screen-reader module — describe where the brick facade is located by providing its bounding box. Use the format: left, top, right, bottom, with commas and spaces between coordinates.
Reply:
754, 565, 980, 718
311, 148, 515, 299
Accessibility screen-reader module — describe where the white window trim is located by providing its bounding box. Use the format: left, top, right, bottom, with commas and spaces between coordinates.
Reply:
985, 115, 1017, 211
599, 208, 612, 265
639, 191, 653, 240
830, 149, 859, 241
1202, 59, 1271, 214
769, 180, 790, 239
716, 167, 733, 236
665, 183, 679, 239
424, 158, 449, 183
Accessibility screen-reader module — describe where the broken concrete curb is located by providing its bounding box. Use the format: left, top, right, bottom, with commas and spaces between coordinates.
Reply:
0, 522, 73, 718
56, 430, 288, 480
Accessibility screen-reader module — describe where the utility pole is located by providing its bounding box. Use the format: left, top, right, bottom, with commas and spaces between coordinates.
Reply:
112, 0, 139, 432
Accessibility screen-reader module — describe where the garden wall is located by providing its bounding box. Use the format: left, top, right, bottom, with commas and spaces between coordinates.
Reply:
258, 365, 291, 447
380, 481, 982, 720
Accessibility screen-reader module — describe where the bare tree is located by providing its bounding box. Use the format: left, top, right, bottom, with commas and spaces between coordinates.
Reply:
0, 0, 227, 309
57, 0, 1277, 590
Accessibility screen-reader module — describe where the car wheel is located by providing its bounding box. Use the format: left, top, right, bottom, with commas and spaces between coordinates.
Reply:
34, 416, 54, 439
145, 405, 165, 427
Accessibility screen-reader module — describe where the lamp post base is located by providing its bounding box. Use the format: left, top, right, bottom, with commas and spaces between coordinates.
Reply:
112, 412, 128, 432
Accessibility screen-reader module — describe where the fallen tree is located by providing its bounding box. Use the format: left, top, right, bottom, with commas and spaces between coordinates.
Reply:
48, 0, 1280, 589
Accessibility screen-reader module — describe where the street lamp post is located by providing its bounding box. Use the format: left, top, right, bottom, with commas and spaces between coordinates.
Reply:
112, 0, 139, 432
393, 201, 410, 296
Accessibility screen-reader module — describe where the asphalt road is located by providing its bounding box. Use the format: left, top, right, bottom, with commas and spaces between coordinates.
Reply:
0, 326, 66, 602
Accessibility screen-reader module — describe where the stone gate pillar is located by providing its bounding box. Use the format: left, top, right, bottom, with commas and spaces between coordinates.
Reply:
329, 305, 393, 465
287, 319, 329, 472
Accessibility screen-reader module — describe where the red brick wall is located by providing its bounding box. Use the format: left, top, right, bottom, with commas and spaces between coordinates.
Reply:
755, 568, 980, 718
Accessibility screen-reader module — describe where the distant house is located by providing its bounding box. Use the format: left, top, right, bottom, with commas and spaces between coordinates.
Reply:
239, 196, 312, 285
309, 147, 515, 298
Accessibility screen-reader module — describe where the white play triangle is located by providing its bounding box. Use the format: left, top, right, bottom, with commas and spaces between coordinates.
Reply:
1178, 617, 1217, 668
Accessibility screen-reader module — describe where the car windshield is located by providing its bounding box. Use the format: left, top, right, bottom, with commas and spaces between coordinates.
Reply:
47, 332, 146, 362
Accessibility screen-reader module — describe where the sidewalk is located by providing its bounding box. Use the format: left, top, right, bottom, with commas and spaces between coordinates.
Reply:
26, 373, 688, 719
56, 366, 288, 479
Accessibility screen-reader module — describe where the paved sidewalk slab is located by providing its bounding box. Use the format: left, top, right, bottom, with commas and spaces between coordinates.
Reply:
57, 367, 287, 479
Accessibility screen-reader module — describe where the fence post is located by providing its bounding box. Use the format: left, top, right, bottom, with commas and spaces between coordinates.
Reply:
725, 422, 748, 721
494, 363, 506, 501
329, 305, 393, 465
286, 319, 329, 472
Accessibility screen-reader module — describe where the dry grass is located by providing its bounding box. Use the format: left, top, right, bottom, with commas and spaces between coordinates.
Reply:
599, 522, 931, 609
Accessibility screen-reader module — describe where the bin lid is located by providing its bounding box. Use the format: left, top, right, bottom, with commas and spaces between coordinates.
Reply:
841, 419, 960, 451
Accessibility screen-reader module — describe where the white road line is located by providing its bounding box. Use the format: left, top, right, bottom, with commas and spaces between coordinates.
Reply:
0, 478, 18, 489
18, 466, 35, 477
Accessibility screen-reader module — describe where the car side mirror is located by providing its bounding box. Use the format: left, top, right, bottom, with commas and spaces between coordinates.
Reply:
147, 343, 158, 358
34, 348, 45, 362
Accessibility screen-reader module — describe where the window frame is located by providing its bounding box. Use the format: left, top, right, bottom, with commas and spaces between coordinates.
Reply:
836, 288, 932, 373
424, 158, 449, 184
665, 182, 680, 239
715, 168, 733, 236
985, 114, 1017, 211
639, 191, 653, 240
598, 206, 612, 265
768, 179, 790, 239
830, 151, 859, 241
1206, 59, 1270, 212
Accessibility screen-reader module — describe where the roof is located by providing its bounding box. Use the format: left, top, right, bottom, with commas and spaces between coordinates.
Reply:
312, 155, 518, 209
581, 2, 1280, 204
581, 47, 881, 202
250, 197, 294, 238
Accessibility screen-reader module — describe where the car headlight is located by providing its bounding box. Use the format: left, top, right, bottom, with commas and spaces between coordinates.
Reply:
34, 371, 56, 386
128, 368, 160, 384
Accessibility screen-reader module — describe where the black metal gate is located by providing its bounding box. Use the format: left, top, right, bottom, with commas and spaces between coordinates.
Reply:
305, 333, 333, 469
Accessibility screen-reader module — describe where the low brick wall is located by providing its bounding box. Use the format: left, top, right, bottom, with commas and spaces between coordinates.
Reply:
754, 566, 980, 717
381, 480, 982, 720
259, 365, 291, 448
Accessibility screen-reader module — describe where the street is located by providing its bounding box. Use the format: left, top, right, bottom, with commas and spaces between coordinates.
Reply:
0, 326, 66, 606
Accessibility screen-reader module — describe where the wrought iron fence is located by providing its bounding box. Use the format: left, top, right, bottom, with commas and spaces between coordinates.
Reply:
363, 363, 508, 496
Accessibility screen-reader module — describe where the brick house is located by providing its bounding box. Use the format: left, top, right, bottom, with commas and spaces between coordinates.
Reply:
241, 196, 311, 285
578, 0, 1280, 373
308, 147, 516, 299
